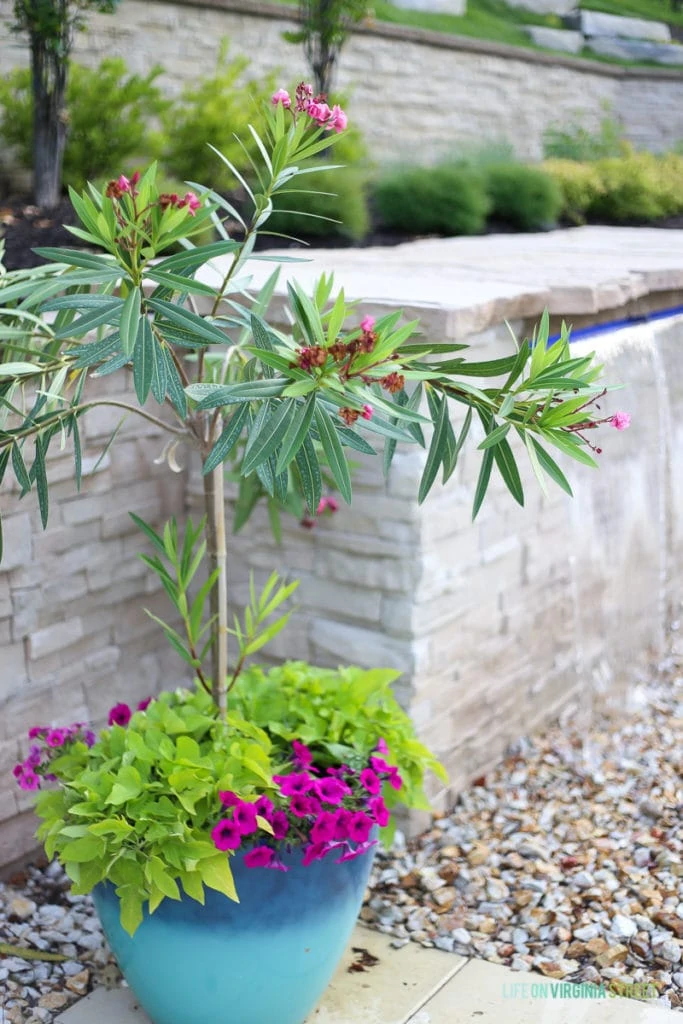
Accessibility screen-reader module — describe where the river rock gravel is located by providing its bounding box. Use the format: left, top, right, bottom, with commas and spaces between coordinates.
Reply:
363, 662, 682, 1011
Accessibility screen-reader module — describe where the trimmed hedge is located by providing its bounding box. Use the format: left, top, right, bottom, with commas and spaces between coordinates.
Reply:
373, 163, 491, 237
483, 163, 563, 231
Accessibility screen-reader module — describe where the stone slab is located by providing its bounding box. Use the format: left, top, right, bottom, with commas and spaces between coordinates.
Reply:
56, 926, 466, 1024
413, 959, 677, 1022
567, 9, 671, 43
505, 0, 576, 14
391, 0, 466, 14
526, 25, 584, 54
587, 36, 683, 65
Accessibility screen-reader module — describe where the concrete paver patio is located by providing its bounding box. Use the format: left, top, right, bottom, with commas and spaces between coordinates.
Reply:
56, 926, 676, 1024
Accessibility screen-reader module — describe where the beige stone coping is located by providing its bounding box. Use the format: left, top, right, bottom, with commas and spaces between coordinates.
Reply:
145, 0, 683, 80
198, 226, 683, 341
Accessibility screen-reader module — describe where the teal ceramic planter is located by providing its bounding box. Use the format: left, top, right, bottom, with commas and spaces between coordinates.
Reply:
92, 844, 375, 1024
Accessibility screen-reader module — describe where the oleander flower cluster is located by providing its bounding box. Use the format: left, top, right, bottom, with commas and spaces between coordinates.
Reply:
210, 739, 401, 871
13, 722, 97, 791
271, 82, 347, 134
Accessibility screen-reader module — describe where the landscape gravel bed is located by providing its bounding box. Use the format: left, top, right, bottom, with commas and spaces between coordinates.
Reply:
364, 661, 683, 1011
0, 662, 681, 1021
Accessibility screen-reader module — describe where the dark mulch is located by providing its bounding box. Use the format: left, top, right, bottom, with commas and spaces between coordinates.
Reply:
2, 194, 683, 273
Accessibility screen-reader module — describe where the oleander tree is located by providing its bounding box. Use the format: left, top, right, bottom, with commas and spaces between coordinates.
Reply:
286, 0, 368, 97
11, 0, 119, 209
0, 86, 624, 720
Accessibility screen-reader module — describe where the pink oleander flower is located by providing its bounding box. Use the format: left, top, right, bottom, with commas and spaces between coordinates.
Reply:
271, 88, 292, 109
311, 811, 339, 844
361, 405, 373, 421
376, 738, 389, 755
18, 768, 40, 791
218, 790, 240, 808
211, 818, 242, 851
360, 768, 381, 795
254, 795, 274, 820
348, 811, 373, 844
234, 801, 258, 836
360, 315, 376, 333
108, 703, 132, 727
178, 191, 201, 216
130, 171, 140, 187
271, 810, 290, 839
314, 776, 350, 805
292, 740, 313, 769
307, 101, 331, 126
244, 845, 276, 868
327, 104, 348, 133
335, 839, 377, 863
275, 772, 314, 797
368, 796, 390, 827
137, 697, 152, 711
610, 411, 631, 431
117, 174, 131, 193
295, 82, 314, 112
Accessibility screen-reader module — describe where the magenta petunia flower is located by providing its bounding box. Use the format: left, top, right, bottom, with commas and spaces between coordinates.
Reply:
108, 703, 132, 727
302, 841, 333, 867
348, 811, 373, 844
360, 768, 381, 795
311, 811, 338, 844
46, 729, 67, 748
18, 768, 40, 791
137, 697, 152, 711
314, 776, 350, 805
28, 727, 47, 740
27, 745, 42, 767
218, 790, 240, 808
370, 755, 390, 774
368, 796, 390, 828
211, 818, 242, 851
234, 802, 258, 836
244, 845, 276, 869
254, 795, 274, 820
334, 808, 352, 841
271, 810, 290, 839
84, 730, 96, 747
275, 772, 314, 797
12, 763, 23, 779
292, 740, 313, 769
376, 738, 389, 755
388, 767, 403, 791
335, 839, 377, 863
289, 794, 314, 818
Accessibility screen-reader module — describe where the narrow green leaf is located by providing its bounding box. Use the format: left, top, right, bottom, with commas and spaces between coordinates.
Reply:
418, 393, 449, 504
295, 435, 322, 514
163, 346, 187, 417
314, 405, 351, 504
202, 405, 250, 475
11, 443, 31, 495
54, 299, 123, 341
153, 240, 239, 273
133, 318, 154, 405
531, 438, 574, 495
472, 447, 494, 520
478, 422, 511, 450
275, 393, 316, 473
34, 438, 49, 528
150, 335, 168, 405
242, 402, 292, 476
188, 380, 286, 410
119, 287, 141, 358
73, 417, 82, 492
147, 298, 229, 346
492, 437, 524, 506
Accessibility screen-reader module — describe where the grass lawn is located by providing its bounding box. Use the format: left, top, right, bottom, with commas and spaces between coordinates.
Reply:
272, 0, 683, 57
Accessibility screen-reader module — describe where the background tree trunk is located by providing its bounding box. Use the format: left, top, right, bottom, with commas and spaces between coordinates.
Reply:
28, 0, 69, 209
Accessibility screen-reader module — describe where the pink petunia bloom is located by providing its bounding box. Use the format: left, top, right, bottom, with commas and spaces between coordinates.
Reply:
27, 745, 42, 767
610, 411, 631, 431
271, 88, 292, 109
292, 740, 313, 769
244, 845, 276, 868
307, 101, 331, 126
234, 802, 258, 836
107, 703, 132, 727
218, 790, 240, 808
335, 839, 377, 863
368, 796, 390, 828
289, 794, 314, 818
360, 315, 376, 333
361, 405, 373, 421
326, 104, 348, 134
137, 697, 152, 711
388, 767, 403, 791
83, 730, 97, 748
18, 768, 40, 792
348, 811, 373, 844
46, 729, 67, 748
376, 738, 389, 755
306, 795, 321, 817
360, 768, 381, 795
314, 776, 350, 805
275, 772, 314, 797
117, 175, 131, 193
302, 841, 336, 866
370, 756, 390, 775
311, 811, 339, 844
333, 808, 352, 841
28, 727, 47, 740
254, 795, 274, 820
211, 818, 242, 851
12, 763, 23, 778
271, 810, 290, 839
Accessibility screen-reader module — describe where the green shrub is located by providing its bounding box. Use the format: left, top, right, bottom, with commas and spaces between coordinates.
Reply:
543, 113, 626, 162
542, 158, 606, 225
373, 163, 490, 236
268, 165, 370, 241
484, 163, 562, 231
161, 42, 275, 192
0, 59, 166, 191
588, 150, 683, 223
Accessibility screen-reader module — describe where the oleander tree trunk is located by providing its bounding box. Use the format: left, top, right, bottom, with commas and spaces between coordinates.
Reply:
31, 28, 68, 209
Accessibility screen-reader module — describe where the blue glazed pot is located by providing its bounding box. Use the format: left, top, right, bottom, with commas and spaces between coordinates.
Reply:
92, 844, 375, 1024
